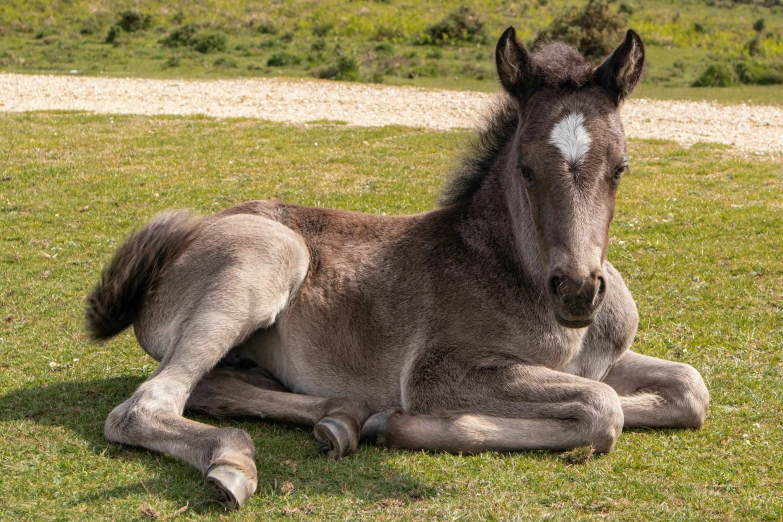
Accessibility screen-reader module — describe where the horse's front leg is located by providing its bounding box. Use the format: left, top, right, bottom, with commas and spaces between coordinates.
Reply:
363, 357, 625, 454
602, 350, 709, 429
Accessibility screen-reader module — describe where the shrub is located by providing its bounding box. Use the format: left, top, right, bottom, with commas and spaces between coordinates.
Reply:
160, 25, 225, 53
160, 24, 197, 48
190, 32, 227, 53
534, 0, 627, 61
735, 59, 783, 84
267, 52, 302, 67
692, 63, 736, 86
315, 55, 360, 81
105, 25, 121, 44
420, 6, 487, 45
116, 10, 152, 33
311, 39, 327, 52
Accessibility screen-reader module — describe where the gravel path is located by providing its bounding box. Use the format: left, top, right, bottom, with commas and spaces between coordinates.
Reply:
1, 73, 781, 155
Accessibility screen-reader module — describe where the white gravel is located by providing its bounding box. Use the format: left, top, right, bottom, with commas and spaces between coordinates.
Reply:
1, 73, 781, 155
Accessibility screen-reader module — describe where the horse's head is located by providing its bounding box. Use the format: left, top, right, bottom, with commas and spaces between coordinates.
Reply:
495, 27, 644, 328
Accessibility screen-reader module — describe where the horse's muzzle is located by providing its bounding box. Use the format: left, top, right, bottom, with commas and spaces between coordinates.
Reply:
548, 270, 607, 329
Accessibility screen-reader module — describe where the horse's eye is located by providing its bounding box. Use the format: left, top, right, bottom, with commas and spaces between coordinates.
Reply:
520, 166, 534, 181
614, 166, 627, 181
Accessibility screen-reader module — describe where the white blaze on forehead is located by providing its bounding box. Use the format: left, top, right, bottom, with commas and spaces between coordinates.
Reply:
548, 112, 592, 167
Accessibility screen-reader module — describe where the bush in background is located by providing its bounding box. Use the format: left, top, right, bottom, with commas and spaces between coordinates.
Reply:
105, 10, 152, 44
692, 63, 737, 86
418, 6, 488, 45
315, 55, 360, 81
534, 0, 627, 60
693, 59, 783, 86
116, 10, 152, 33
160, 24, 198, 48
267, 52, 302, 67
189, 32, 227, 53
735, 59, 783, 84
159, 24, 226, 53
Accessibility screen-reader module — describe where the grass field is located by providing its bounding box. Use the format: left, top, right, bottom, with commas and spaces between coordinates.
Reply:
1, 0, 782, 104
0, 112, 782, 520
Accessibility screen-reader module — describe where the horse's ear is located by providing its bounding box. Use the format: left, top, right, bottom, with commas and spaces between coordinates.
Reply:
594, 29, 645, 105
495, 26, 533, 98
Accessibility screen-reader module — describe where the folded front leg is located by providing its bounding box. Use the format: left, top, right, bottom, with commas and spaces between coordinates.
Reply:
602, 350, 709, 429
366, 356, 625, 454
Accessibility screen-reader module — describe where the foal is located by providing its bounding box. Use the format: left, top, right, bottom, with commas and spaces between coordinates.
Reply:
87, 27, 709, 509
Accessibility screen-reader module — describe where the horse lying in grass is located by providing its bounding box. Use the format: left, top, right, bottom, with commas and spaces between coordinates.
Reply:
86, 27, 709, 510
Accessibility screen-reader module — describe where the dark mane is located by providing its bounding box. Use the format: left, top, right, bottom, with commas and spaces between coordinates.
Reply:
440, 99, 518, 207
440, 42, 594, 207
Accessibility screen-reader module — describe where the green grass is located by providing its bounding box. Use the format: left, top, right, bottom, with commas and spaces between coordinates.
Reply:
1, 0, 782, 104
1, 113, 782, 520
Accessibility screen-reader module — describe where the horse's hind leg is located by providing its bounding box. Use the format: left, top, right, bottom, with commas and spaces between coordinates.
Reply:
105, 215, 309, 509
186, 366, 371, 459
105, 326, 261, 509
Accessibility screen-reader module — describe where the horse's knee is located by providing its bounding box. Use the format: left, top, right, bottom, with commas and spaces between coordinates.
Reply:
672, 364, 709, 429
580, 383, 624, 453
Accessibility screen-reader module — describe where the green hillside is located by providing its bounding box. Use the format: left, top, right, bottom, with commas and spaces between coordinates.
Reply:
1, 0, 782, 102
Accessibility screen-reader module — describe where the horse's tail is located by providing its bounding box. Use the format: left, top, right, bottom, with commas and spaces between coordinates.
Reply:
85, 210, 201, 341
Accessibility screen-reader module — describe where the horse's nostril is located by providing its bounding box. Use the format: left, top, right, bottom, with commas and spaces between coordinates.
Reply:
548, 276, 562, 298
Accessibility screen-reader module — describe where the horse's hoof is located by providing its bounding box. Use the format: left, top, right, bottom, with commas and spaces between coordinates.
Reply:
360, 409, 393, 446
314, 414, 359, 459
206, 464, 256, 510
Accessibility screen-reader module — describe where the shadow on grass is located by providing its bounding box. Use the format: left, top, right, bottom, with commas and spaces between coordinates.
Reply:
0, 377, 437, 513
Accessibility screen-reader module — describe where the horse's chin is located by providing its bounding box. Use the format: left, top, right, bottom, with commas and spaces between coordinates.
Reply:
554, 314, 594, 329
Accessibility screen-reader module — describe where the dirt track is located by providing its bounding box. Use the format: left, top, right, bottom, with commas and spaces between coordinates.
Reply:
1, 73, 781, 155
